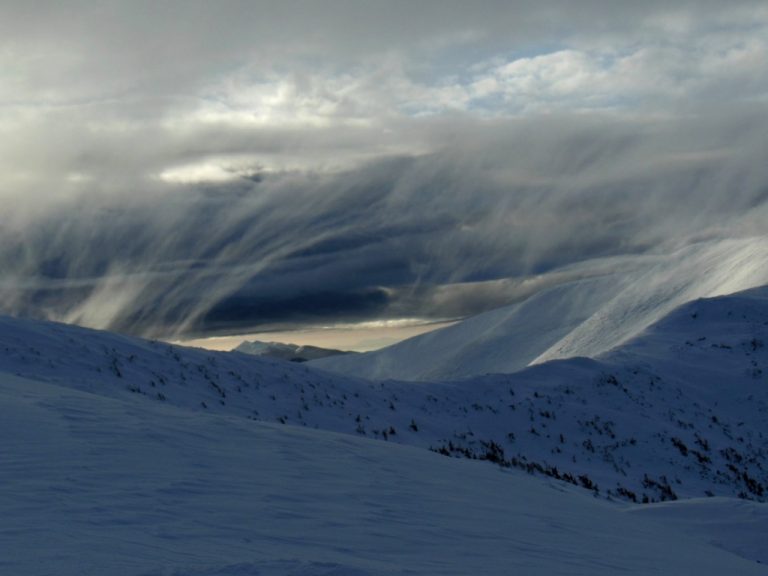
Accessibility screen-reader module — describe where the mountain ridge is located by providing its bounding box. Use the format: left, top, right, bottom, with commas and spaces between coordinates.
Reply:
311, 237, 768, 381
1, 282, 767, 503
235, 339, 353, 362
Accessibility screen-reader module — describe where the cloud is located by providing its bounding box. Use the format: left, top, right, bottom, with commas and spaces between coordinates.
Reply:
3, 107, 768, 337
1, 1, 767, 338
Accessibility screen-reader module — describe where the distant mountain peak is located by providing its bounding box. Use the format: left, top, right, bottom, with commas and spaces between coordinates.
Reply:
234, 339, 353, 362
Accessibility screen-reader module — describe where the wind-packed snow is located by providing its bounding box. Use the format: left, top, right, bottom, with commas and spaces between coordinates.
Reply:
1, 372, 766, 575
312, 237, 768, 381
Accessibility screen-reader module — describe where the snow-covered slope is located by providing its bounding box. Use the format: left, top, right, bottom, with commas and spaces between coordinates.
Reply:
3, 285, 768, 573
312, 237, 768, 381
2, 372, 767, 575
311, 273, 619, 381
1, 283, 768, 504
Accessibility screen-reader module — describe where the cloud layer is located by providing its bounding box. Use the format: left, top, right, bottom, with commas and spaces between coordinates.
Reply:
1, 1, 767, 338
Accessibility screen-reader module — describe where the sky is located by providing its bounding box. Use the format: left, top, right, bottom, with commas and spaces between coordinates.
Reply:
1, 1, 768, 350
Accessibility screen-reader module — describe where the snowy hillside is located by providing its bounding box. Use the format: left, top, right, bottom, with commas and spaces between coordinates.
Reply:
312, 237, 768, 381
311, 273, 619, 381
3, 372, 766, 575
2, 283, 768, 504
2, 285, 768, 573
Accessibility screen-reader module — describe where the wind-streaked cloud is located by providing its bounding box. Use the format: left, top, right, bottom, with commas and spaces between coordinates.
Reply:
1, 1, 767, 341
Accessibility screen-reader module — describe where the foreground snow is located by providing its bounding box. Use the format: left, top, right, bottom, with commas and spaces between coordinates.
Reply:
1, 372, 766, 575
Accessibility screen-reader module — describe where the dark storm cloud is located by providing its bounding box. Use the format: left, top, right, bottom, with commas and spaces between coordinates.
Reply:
1, 1, 767, 337
3, 108, 768, 337
201, 288, 392, 333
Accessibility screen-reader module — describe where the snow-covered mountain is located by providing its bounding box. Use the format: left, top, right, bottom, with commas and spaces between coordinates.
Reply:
312, 237, 768, 381
2, 282, 767, 504
235, 339, 352, 362
2, 283, 768, 573
4, 372, 766, 575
